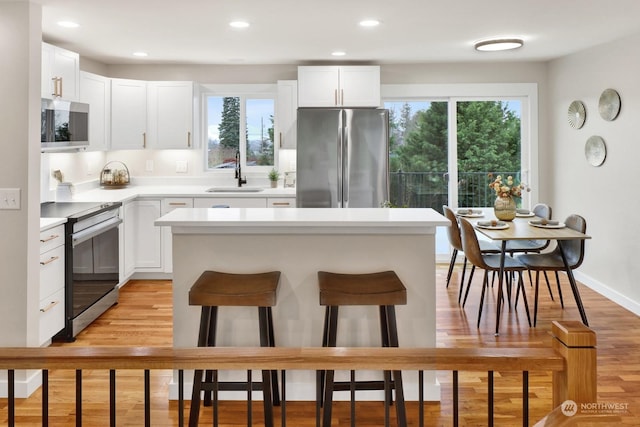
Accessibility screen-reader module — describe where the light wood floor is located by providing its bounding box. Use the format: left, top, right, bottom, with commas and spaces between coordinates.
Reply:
2, 265, 639, 426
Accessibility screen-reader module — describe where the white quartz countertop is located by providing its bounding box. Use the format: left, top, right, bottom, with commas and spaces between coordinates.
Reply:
155, 207, 449, 235
40, 217, 66, 231
69, 185, 295, 203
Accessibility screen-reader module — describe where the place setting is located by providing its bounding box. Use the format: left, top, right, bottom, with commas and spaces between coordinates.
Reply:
456, 208, 484, 218
475, 219, 509, 230
515, 208, 535, 217
528, 219, 566, 229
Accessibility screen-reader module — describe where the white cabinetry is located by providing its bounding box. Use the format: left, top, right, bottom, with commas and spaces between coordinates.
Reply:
79, 71, 110, 151
42, 42, 80, 100
161, 198, 193, 273
123, 200, 162, 276
275, 80, 297, 149
39, 224, 66, 346
111, 78, 147, 150
148, 82, 194, 149
193, 198, 267, 208
297, 66, 380, 107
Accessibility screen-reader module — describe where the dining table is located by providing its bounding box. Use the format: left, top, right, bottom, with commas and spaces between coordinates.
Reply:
457, 208, 591, 335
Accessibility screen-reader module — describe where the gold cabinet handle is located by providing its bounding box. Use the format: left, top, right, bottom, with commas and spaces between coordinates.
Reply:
272, 202, 290, 206
40, 234, 60, 243
169, 202, 187, 206
58, 77, 63, 98
143, 132, 146, 148
40, 300, 60, 313
341, 89, 344, 105
279, 132, 283, 148
334, 89, 338, 106
187, 131, 191, 148
40, 255, 60, 266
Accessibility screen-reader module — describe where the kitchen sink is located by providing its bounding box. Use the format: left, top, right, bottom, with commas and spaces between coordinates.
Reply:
206, 187, 264, 193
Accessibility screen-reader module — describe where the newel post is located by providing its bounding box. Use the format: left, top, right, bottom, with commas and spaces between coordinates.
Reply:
551, 320, 597, 407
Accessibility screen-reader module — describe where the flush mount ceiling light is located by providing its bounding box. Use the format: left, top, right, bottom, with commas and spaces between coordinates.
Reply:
132, 51, 148, 57
474, 38, 523, 52
359, 19, 380, 27
229, 21, 250, 28
331, 51, 346, 57
57, 21, 80, 28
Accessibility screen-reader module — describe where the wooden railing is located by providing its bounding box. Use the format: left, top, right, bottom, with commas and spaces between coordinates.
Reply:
0, 321, 614, 426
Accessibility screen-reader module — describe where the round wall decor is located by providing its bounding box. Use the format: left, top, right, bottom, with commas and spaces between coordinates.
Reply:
598, 88, 621, 121
585, 135, 606, 167
567, 100, 586, 129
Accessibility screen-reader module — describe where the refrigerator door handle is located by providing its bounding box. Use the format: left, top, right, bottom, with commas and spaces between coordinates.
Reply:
343, 124, 349, 208
337, 113, 344, 208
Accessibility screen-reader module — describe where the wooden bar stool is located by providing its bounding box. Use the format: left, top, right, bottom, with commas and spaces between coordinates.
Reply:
317, 271, 408, 427
188, 270, 281, 427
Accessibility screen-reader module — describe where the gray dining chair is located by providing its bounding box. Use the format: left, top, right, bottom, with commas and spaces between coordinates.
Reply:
442, 206, 500, 304
517, 214, 587, 326
458, 217, 531, 328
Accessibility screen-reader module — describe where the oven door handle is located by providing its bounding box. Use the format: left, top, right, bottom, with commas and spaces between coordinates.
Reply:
71, 217, 122, 247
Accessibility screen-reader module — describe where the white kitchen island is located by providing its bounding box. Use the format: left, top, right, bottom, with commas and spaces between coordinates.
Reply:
155, 207, 449, 401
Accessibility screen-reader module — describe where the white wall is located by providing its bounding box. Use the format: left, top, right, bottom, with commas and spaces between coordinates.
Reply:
548, 33, 640, 313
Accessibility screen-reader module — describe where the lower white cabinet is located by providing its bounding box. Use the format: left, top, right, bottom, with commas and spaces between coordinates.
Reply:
39, 224, 65, 346
193, 197, 267, 208
123, 200, 162, 276
161, 198, 193, 273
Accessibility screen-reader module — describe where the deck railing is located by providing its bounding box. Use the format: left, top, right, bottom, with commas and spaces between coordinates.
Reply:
0, 321, 608, 427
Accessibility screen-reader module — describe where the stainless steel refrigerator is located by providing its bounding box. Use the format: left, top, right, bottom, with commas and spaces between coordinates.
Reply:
296, 108, 389, 208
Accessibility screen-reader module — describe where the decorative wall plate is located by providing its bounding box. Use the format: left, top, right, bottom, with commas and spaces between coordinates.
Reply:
585, 135, 606, 167
598, 88, 621, 121
567, 100, 586, 129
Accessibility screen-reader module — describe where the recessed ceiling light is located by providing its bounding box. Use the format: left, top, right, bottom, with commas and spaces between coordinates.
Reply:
474, 38, 523, 52
132, 52, 148, 57
57, 21, 80, 28
229, 21, 250, 28
331, 51, 346, 57
359, 19, 380, 27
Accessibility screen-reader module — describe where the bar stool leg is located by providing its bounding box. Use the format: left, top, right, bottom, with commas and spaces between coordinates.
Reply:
258, 307, 274, 427
266, 307, 281, 406
385, 305, 407, 427
189, 306, 213, 427
321, 306, 339, 427
204, 306, 218, 407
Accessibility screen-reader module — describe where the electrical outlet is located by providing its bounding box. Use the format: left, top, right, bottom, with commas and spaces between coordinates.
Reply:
0, 188, 21, 210
145, 160, 154, 172
176, 160, 188, 173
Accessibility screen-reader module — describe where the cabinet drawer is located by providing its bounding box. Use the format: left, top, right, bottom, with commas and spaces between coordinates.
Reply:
39, 288, 65, 345
162, 197, 193, 214
193, 197, 267, 208
40, 224, 65, 253
268, 198, 296, 208
40, 245, 65, 300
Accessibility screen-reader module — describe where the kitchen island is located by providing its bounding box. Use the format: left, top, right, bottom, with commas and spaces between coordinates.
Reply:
155, 207, 449, 401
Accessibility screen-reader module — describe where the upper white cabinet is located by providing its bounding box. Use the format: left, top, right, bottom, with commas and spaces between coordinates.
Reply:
297, 66, 380, 108
79, 71, 110, 151
111, 78, 148, 150
42, 42, 80, 101
147, 81, 194, 149
276, 80, 298, 149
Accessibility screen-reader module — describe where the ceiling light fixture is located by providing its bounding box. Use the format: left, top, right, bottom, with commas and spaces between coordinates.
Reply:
331, 51, 346, 57
474, 38, 523, 52
132, 52, 148, 57
229, 21, 250, 28
359, 19, 380, 27
57, 21, 80, 28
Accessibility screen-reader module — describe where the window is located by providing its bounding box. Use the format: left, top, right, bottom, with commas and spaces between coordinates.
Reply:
204, 85, 276, 171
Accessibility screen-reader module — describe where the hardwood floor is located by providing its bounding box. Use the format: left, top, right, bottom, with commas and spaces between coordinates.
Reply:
3, 267, 639, 426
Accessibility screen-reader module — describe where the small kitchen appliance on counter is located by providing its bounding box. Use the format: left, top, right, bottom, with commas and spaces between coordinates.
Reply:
100, 161, 130, 188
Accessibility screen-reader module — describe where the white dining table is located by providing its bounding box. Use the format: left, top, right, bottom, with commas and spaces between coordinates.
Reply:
458, 208, 591, 335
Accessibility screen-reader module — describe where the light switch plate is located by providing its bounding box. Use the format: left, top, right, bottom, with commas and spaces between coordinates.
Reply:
176, 160, 188, 173
0, 188, 21, 210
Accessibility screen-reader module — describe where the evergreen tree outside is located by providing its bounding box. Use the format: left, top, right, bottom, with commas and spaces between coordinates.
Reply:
218, 97, 240, 149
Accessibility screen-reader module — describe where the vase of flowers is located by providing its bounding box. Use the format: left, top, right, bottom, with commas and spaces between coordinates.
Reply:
488, 173, 528, 221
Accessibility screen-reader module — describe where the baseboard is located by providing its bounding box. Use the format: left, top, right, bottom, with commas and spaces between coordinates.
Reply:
0, 370, 42, 398
574, 271, 640, 316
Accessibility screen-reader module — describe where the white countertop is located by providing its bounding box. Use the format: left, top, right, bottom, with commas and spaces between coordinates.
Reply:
155, 207, 449, 235
40, 217, 66, 231
70, 185, 295, 203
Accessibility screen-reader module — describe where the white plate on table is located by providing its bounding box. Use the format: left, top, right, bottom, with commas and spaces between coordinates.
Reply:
456, 210, 484, 218
528, 221, 566, 229
516, 211, 535, 217
475, 222, 509, 230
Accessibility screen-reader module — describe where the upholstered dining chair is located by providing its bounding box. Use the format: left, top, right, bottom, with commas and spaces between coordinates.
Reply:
517, 214, 587, 326
442, 206, 500, 304
458, 217, 532, 328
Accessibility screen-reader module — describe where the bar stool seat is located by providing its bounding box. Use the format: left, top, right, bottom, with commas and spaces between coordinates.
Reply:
317, 270, 408, 427
188, 270, 281, 427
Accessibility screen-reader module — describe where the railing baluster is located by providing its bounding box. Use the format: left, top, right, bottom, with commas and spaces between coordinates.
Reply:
42, 369, 48, 427
281, 370, 286, 427
8, 369, 15, 427
75, 370, 82, 427
110, 369, 116, 427
488, 371, 494, 427
179, 369, 184, 427
523, 371, 529, 427
144, 369, 151, 427
419, 370, 424, 427
453, 370, 458, 427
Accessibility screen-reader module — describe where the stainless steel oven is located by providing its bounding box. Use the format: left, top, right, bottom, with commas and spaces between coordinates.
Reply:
41, 201, 122, 341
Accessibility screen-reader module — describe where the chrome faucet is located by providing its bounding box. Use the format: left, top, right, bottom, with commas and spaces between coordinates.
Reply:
235, 150, 246, 187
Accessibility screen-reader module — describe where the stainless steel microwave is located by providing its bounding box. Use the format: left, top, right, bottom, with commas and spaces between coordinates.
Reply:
41, 98, 89, 152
